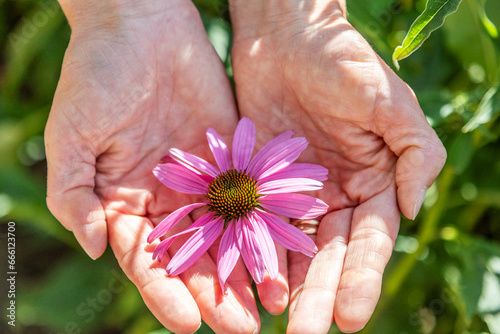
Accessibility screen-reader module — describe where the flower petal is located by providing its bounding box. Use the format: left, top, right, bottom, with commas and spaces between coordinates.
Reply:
152, 238, 175, 262
255, 137, 309, 180
256, 210, 318, 257
147, 202, 206, 243
169, 148, 220, 177
151, 212, 216, 263
259, 193, 329, 219
153, 163, 209, 194
163, 154, 214, 184
236, 217, 266, 284
167, 216, 224, 277
258, 178, 323, 195
248, 135, 308, 180
246, 130, 294, 177
249, 213, 279, 280
257, 163, 329, 184
232, 117, 256, 171
217, 221, 241, 293
166, 212, 216, 240
206, 128, 231, 172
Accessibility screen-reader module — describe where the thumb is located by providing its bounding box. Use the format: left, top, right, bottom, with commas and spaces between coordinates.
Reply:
45, 115, 108, 259
377, 82, 447, 220
395, 144, 446, 219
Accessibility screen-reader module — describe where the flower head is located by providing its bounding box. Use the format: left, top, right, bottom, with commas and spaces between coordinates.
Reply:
148, 118, 329, 292
206, 169, 259, 221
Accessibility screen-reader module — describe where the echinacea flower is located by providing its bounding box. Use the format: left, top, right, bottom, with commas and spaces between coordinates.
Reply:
148, 117, 329, 292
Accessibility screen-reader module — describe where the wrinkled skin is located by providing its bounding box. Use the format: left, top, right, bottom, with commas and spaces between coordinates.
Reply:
46, 0, 446, 333
229, 1, 446, 332
46, 1, 262, 333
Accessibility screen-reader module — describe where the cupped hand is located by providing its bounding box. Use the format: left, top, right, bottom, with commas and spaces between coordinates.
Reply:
230, 0, 447, 332
46, 1, 260, 332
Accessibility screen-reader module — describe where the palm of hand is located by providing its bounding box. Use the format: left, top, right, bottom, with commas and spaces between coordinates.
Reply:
47, 2, 446, 332
46, 4, 266, 333
232, 16, 409, 203
231, 16, 436, 332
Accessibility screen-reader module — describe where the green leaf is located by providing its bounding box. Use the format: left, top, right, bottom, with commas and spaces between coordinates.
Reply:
463, 86, 498, 133
393, 0, 463, 69
443, 0, 499, 84
479, 0, 498, 38
448, 133, 474, 174
443, 236, 500, 323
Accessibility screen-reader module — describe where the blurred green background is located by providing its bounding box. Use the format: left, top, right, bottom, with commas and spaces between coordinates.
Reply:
1, 0, 499, 333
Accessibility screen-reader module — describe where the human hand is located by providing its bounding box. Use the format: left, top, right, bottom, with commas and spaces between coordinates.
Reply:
46, 1, 260, 332
229, 0, 447, 332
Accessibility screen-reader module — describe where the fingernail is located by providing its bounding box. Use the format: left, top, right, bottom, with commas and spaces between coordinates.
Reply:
412, 187, 427, 220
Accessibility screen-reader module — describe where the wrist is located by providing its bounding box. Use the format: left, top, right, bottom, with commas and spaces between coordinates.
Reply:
58, 0, 190, 35
229, 0, 346, 40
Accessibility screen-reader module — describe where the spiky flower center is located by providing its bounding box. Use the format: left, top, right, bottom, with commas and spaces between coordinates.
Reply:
206, 169, 259, 221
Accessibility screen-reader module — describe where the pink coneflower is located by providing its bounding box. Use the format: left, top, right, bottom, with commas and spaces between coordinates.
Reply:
148, 118, 328, 292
